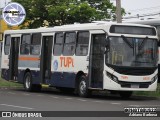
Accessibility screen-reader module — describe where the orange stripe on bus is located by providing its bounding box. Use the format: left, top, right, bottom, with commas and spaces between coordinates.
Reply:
19, 57, 40, 61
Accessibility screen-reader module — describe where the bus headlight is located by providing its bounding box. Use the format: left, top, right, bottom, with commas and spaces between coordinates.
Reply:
106, 71, 119, 83
151, 75, 158, 84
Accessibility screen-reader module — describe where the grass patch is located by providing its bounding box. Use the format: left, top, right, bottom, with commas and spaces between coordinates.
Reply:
0, 77, 22, 88
134, 83, 160, 97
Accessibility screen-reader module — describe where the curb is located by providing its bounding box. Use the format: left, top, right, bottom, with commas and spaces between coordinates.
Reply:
0, 87, 23, 90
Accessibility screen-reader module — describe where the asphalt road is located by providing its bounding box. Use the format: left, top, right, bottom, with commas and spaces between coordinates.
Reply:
0, 87, 160, 120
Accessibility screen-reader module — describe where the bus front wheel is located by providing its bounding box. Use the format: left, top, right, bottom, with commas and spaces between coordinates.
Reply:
78, 75, 91, 97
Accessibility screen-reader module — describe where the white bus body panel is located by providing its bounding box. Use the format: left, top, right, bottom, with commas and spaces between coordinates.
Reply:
103, 66, 158, 91
51, 56, 89, 73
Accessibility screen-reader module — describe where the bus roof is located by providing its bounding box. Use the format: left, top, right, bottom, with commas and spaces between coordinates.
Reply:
4, 22, 156, 34
123, 18, 160, 26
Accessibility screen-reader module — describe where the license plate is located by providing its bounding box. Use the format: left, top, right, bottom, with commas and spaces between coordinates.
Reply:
131, 84, 139, 88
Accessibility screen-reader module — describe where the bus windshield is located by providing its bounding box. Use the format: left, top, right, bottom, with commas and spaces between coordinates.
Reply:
106, 36, 158, 67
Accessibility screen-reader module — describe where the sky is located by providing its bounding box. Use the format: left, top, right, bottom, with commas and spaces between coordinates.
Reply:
112, 0, 160, 19
0, 0, 160, 18
0, 0, 11, 8
121, 0, 160, 11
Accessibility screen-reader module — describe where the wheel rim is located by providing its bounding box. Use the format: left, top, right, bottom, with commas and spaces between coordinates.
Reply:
79, 81, 86, 95
25, 76, 31, 89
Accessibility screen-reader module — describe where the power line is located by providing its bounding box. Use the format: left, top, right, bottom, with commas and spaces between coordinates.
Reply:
126, 6, 160, 12
123, 12, 160, 19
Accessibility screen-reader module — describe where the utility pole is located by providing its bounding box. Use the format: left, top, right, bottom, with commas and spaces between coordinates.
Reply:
0, 8, 2, 41
5, 0, 6, 6
116, 0, 122, 23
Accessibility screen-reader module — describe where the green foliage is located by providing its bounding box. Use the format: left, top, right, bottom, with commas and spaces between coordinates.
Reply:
134, 83, 160, 97
0, 77, 22, 87
13, 0, 125, 28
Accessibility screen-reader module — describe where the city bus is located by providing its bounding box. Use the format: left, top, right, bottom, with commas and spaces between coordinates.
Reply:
124, 18, 160, 82
1, 23, 159, 98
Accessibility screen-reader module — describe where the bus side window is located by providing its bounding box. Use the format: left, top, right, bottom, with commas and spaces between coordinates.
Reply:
76, 31, 89, 56
53, 33, 64, 56
4, 35, 11, 55
63, 32, 76, 56
30, 33, 41, 55
20, 34, 31, 55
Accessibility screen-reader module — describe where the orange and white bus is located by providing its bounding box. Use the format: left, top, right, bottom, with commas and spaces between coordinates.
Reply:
1, 22, 159, 98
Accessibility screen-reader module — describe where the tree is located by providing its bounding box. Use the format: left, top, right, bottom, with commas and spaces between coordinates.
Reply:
13, 0, 49, 28
48, 3, 97, 25
13, 0, 125, 28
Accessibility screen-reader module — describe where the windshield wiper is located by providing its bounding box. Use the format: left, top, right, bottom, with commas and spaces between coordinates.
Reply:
121, 35, 133, 48
139, 36, 147, 49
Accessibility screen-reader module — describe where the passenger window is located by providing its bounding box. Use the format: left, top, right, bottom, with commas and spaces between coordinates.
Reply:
76, 31, 89, 56
53, 33, 64, 56
20, 34, 31, 55
63, 32, 76, 56
4, 35, 11, 55
30, 33, 41, 55
31, 33, 41, 45
21, 34, 31, 44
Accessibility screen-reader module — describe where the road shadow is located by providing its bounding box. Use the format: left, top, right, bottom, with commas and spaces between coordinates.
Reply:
9, 87, 159, 102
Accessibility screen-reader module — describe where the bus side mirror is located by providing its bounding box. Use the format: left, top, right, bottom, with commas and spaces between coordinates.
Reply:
105, 38, 110, 52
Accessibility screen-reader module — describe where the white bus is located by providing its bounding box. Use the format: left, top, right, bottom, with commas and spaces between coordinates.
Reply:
1, 23, 159, 98
124, 18, 160, 83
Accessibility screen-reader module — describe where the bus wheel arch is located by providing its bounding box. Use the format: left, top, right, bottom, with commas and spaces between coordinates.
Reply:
23, 71, 33, 92
23, 68, 31, 78
23, 69, 41, 92
75, 71, 85, 92
75, 71, 91, 97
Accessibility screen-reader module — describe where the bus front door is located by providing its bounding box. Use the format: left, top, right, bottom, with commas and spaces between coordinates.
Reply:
9, 37, 20, 80
40, 36, 53, 84
89, 34, 106, 88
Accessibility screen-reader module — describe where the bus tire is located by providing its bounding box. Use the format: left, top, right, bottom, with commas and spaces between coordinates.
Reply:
119, 91, 132, 99
23, 72, 34, 92
78, 75, 91, 97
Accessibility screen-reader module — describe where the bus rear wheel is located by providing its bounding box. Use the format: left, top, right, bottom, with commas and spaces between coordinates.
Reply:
24, 72, 41, 92
119, 91, 133, 99
78, 75, 91, 97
